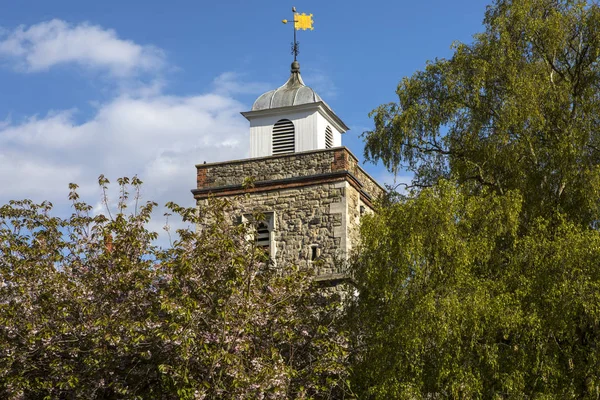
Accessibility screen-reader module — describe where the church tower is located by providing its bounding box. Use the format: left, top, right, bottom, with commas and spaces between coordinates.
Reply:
192, 61, 384, 281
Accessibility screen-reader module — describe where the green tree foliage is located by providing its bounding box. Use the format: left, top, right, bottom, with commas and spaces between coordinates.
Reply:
0, 177, 350, 399
351, 0, 600, 397
350, 183, 600, 398
364, 0, 600, 226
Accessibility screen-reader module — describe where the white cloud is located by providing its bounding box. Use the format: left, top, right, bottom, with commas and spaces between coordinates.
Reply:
0, 114, 11, 129
0, 152, 85, 201
213, 72, 269, 96
0, 20, 264, 245
0, 88, 250, 236
302, 69, 337, 99
0, 19, 165, 76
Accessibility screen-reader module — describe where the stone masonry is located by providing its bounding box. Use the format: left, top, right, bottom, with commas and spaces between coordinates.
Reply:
192, 147, 385, 279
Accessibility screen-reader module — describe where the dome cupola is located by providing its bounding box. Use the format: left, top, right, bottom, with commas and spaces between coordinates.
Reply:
242, 61, 349, 158
252, 61, 327, 111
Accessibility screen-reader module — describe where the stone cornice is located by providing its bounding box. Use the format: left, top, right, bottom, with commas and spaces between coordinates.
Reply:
192, 170, 376, 208
194, 147, 386, 195
195, 146, 350, 168
241, 101, 350, 133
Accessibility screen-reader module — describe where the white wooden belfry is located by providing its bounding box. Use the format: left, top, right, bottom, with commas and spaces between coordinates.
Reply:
241, 61, 349, 158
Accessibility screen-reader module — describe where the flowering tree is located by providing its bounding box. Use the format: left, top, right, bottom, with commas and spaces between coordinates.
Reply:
0, 176, 351, 399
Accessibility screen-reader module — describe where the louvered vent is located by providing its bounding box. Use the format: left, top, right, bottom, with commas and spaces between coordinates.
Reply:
256, 222, 270, 250
272, 119, 295, 155
325, 125, 333, 149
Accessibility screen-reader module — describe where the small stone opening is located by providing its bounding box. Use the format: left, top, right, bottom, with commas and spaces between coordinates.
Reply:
311, 245, 319, 261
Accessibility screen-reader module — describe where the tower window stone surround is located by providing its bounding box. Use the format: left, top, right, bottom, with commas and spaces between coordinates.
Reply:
241, 212, 276, 260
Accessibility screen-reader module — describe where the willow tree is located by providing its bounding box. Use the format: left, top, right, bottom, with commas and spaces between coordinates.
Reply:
349, 182, 600, 398
364, 0, 600, 226
350, 0, 600, 397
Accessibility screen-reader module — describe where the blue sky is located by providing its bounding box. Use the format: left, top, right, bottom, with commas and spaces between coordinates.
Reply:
0, 0, 487, 231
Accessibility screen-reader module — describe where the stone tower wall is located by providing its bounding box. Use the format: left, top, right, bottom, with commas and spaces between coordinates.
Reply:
193, 147, 385, 277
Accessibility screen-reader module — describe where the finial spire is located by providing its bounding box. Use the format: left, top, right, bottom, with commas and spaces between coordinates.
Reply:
282, 7, 314, 61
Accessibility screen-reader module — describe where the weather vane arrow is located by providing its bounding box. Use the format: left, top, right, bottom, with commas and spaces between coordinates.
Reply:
282, 6, 314, 61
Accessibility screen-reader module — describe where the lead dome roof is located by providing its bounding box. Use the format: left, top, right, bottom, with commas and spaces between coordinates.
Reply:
252, 61, 330, 111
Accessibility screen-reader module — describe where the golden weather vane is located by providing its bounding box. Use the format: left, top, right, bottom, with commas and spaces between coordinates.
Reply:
282, 6, 314, 61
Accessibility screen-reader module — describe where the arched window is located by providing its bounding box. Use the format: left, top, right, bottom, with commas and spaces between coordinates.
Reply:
272, 119, 295, 155
239, 212, 276, 260
325, 125, 333, 149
